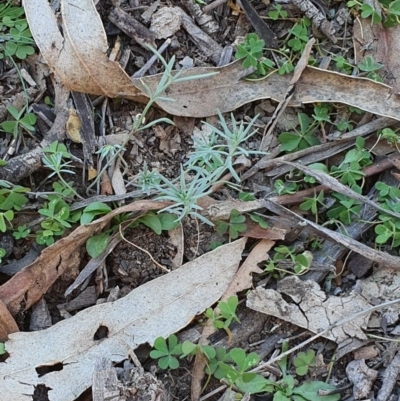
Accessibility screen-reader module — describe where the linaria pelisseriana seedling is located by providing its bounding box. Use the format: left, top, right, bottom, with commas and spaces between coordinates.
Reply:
187, 110, 267, 183
153, 166, 216, 225
136, 162, 161, 195
41, 152, 82, 200
87, 46, 217, 194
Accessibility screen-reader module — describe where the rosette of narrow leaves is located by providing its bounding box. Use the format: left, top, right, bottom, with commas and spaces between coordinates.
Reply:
154, 166, 215, 225
199, 110, 266, 182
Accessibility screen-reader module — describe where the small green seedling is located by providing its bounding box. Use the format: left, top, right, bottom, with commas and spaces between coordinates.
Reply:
326, 193, 361, 225
219, 348, 273, 394
238, 191, 256, 201
357, 55, 383, 82
215, 209, 247, 241
333, 55, 353, 74
235, 33, 274, 76
204, 296, 240, 338
0, 248, 6, 264
375, 215, 400, 248
293, 349, 315, 376
150, 334, 183, 369
287, 18, 311, 52
180, 341, 216, 360
0, 183, 29, 211
249, 213, 268, 228
278, 113, 319, 152
268, 4, 288, 20
274, 179, 299, 195
265, 245, 313, 276
0, 210, 13, 232
13, 224, 30, 239
0, 3, 35, 60
376, 128, 400, 152
300, 191, 325, 222
204, 347, 232, 380
37, 196, 80, 246
0, 342, 5, 355
0, 105, 36, 138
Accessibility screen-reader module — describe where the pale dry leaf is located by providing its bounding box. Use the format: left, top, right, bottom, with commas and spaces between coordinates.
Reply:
23, 0, 145, 101
353, 17, 400, 90
247, 275, 371, 342
24, 1, 400, 119
0, 238, 246, 401
131, 61, 400, 118
223, 239, 274, 298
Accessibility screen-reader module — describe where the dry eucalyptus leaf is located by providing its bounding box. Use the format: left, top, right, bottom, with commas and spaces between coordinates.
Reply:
23, 0, 146, 101
353, 17, 400, 90
24, 1, 400, 119
0, 239, 246, 401
247, 275, 371, 342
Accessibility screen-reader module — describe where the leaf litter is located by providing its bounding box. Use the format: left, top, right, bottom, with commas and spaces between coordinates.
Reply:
1, 0, 400, 400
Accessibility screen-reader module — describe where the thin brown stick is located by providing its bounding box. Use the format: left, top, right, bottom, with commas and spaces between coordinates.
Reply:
260, 37, 315, 150
203, 0, 228, 13
269, 156, 393, 205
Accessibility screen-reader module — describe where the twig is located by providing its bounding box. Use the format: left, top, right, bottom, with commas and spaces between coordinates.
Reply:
203, 0, 228, 13
260, 37, 315, 150
131, 39, 171, 79
377, 348, 400, 401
